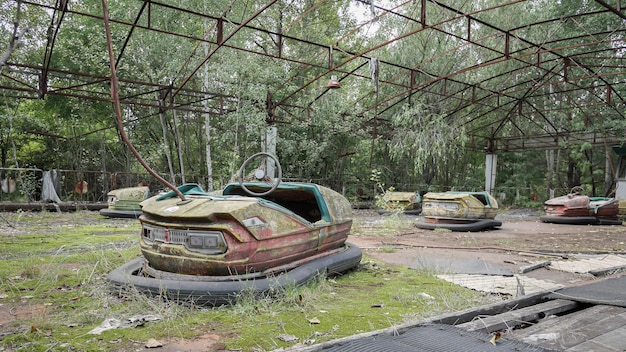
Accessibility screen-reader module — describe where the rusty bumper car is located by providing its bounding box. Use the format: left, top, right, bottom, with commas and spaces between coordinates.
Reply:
376, 191, 422, 215
108, 153, 362, 305
416, 191, 502, 231
539, 186, 622, 225
99, 186, 150, 219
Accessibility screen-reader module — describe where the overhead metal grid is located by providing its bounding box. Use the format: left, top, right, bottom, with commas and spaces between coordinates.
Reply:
1, 0, 625, 151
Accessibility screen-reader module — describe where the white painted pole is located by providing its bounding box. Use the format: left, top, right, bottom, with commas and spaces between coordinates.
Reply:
485, 153, 497, 195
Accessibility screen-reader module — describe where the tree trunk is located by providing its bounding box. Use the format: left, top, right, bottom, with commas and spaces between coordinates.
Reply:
545, 149, 554, 198
158, 95, 176, 184
172, 109, 185, 184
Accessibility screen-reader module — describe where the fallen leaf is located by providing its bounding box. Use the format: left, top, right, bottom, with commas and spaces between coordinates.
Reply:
418, 292, 434, 300
308, 317, 321, 324
145, 338, 163, 348
277, 333, 297, 342
490, 331, 501, 346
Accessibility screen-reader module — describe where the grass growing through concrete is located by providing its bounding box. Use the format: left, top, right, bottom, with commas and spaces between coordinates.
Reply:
0, 211, 493, 351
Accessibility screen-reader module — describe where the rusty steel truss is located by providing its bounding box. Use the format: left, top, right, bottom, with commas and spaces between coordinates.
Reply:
2, 0, 626, 152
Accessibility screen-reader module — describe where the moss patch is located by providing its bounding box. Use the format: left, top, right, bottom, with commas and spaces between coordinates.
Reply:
0, 211, 494, 352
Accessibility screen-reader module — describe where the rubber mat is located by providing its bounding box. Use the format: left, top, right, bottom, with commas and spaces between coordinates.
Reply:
320, 324, 557, 352
547, 275, 626, 307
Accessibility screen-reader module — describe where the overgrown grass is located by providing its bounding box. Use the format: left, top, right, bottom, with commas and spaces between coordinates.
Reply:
0, 211, 495, 351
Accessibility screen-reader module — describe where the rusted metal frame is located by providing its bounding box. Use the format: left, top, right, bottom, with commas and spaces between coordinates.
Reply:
568, 45, 626, 62
20, 45, 245, 104
101, 0, 185, 200
174, 2, 240, 84
0, 85, 35, 96
7, 57, 287, 121
520, 81, 626, 104
531, 32, 626, 59
418, 18, 617, 103
464, 65, 557, 133
361, 52, 519, 117
433, 0, 625, 109
507, 9, 610, 34
0, 67, 40, 91
465, 103, 552, 142
39, 0, 68, 98
429, 0, 526, 36
372, 78, 490, 122
370, 75, 501, 122
355, 9, 544, 117
353, 0, 420, 24
32, 65, 235, 117
459, 84, 594, 137
148, 0, 388, 73
65, 6, 208, 41
451, 62, 563, 131
594, 0, 626, 19
47, 90, 226, 115
428, 14, 612, 86
338, 17, 564, 123
360, 1, 522, 93
444, 40, 624, 125
534, 101, 619, 114
11, 61, 219, 104
114, 1, 149, 68
171, 0, 278, 101
522, 28, 626, 49
306, 62, 368, 109
23, 0, 442, 120
506, 15, 626, 105
20, 0, 221, 102
274, 0, 419, 106
464, 90, 614, 142
279, 0, 514, 117
7, 62, 113, 98
19, 0, 624, 138
281, 0, 326, 34
490, 66, 559, 137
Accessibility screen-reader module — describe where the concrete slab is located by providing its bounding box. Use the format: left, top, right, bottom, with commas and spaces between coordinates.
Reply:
435, 274, 564, 296
410, 256, 514, 276
549, 254, 626, 274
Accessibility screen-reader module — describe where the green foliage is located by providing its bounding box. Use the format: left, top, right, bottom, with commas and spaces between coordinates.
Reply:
388, 103, 468, 180
1, 0, 621, 203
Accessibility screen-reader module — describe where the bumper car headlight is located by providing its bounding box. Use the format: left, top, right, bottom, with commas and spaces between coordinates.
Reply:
185, 231, 227, 254
108, 196, 118, 205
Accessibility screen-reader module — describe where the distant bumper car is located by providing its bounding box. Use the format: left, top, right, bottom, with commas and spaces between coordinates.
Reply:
99, 186, 150, 218
539, 186, 621, 225
108, 153, 362, 305
377, 191, 422, 215
619, 199, 626, 217
416, 191, 501, 231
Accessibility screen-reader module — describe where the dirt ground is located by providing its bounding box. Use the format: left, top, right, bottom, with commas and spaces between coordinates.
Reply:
350, 209, 626, 287
2, 209, 626, 352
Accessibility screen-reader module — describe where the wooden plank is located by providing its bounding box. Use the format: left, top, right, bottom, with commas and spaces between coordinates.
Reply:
519, 260, 551, 274
589, 264, 626, 277
565, 324, 626, 351
514, 305, 626, 350
434, 292, 548, 325
457, 299, 578, 333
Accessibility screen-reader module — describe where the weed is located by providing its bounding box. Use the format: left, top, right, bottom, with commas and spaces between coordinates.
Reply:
0, 212, 490, 352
